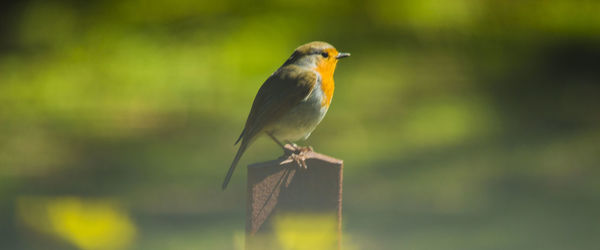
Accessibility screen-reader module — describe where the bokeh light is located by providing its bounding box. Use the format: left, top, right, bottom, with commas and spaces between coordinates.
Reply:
1, 0, 599, 249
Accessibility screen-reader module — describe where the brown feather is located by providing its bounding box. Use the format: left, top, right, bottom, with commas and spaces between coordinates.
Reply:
240, 65, 317, 143
222, 65, 316, 189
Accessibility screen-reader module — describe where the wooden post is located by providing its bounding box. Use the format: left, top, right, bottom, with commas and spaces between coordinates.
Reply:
246, 145, 343, 250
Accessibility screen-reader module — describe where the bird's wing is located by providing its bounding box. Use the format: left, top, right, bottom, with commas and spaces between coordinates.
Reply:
224, 65, 316, 190
237, 65, 318, 144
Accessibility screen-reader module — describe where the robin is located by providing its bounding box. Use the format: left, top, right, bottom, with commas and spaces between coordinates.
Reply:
222, 41, 350, 190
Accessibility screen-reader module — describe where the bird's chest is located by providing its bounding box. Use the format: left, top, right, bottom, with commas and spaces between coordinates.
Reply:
317, 69, 335, 107
271, 79, 330, 141
288, 81, 329, 125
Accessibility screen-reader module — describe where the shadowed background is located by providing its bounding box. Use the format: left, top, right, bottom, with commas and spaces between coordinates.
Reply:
1, 0, 599, 249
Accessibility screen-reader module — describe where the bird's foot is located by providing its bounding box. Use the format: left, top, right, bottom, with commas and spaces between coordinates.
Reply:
290, 152, 308, 169
282, 143, 313, 169
283, 143, 313, 154
284, 143, 313, 154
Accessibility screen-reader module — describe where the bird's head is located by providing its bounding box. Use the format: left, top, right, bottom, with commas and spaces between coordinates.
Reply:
282, 41, 350, 73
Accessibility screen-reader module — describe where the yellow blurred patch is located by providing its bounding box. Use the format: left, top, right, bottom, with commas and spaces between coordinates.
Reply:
17, 196, 136, 250
273, 213, 338, 250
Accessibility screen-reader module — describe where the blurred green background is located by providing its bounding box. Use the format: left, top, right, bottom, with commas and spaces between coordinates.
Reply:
1, 0, 600, 249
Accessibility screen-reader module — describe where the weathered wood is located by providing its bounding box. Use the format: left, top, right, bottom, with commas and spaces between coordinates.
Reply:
246, 145, 343, 250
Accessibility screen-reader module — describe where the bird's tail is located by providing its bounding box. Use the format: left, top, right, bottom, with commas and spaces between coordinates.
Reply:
222, 141, 248, 190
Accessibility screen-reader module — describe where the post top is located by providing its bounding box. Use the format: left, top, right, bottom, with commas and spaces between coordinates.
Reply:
248, 145, 343, 169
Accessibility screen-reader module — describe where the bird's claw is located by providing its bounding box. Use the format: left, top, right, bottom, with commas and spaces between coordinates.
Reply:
290, 152, 308, 169
281, 143, 312, 169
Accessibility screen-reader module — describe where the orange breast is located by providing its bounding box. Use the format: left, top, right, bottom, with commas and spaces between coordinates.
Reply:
315, 56, 337, 107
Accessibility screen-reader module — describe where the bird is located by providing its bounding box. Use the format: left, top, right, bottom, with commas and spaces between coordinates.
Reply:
222, 41, 350, 190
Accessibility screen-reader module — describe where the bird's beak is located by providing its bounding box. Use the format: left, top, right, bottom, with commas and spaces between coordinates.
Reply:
336, 52, 351, 59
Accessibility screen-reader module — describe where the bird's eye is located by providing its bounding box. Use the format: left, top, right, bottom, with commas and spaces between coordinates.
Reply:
321, 52, 329, 58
